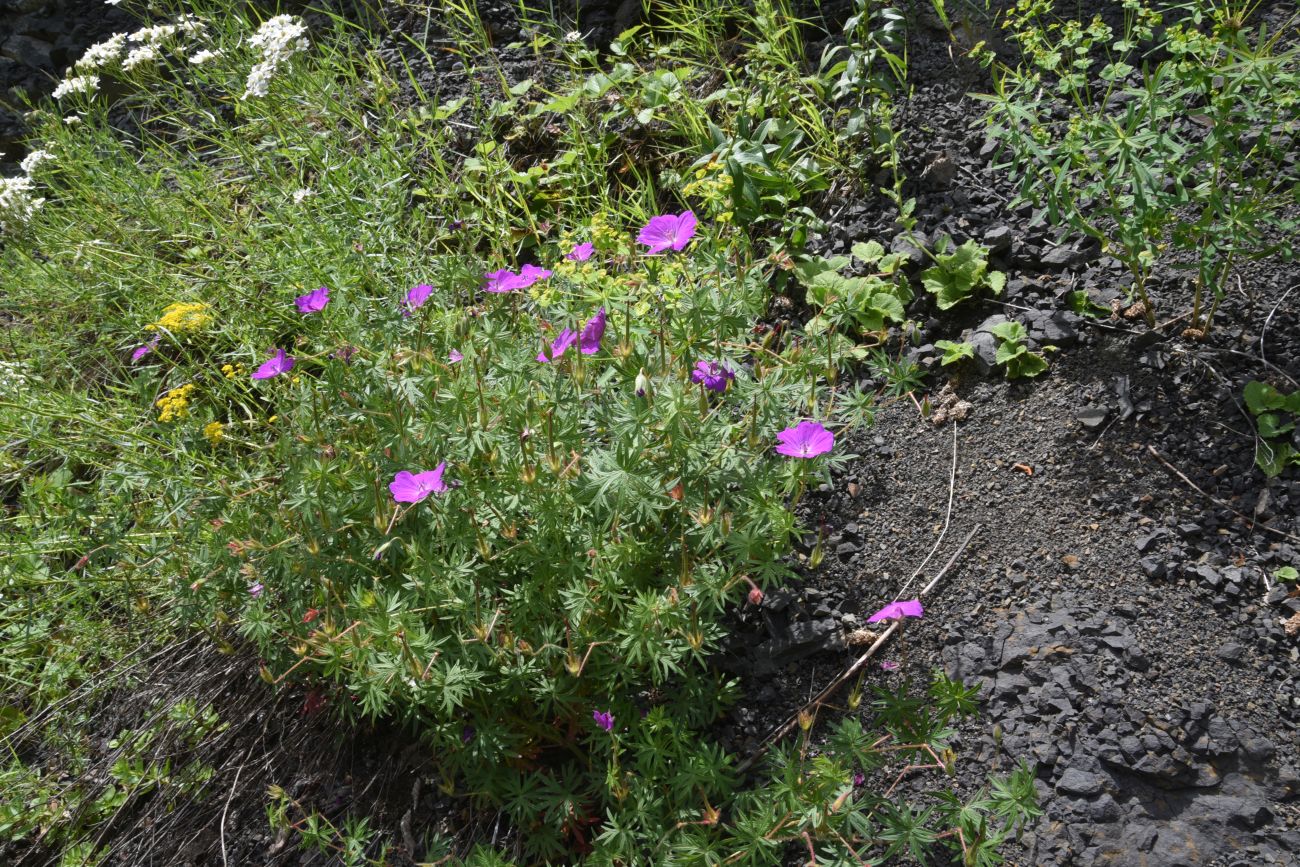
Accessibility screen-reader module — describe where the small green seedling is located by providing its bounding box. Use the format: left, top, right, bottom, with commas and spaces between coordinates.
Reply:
795, 241, 912, 335
1244, 381, 1300, 477
920, 236, 1005, 310
989, 321, 1050, 379
1274, 566, 1298, 583
935, 339, 975, 366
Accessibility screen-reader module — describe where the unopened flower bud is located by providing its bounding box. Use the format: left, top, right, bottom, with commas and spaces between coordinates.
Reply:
748, 586, 764, 606
635, 368, 650, 398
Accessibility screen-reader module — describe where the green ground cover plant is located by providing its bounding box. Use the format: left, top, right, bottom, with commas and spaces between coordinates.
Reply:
978, 0, 1300, 334
1244, 380, 1300, 477
0, 2, 1041, 863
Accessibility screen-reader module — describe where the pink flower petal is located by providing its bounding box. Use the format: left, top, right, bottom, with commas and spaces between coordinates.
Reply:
295, 286, 330, 314
774, 420, 834, 458
579, 307, 606, 355
251, 348, 295, 380
566, 242, 594, 262
866, 599, 924, 623
389, 462, 449, 504
538, 328, 578, 362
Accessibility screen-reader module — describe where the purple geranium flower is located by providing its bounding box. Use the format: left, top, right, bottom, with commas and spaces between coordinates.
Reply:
566, 242, 594, 262
579, 307, 606, 355
537, 328, 578, 362
252, 348, 295, 380
866, 599, 924, 623
880, 660, 900, 671
483, 268, 524, 294
691, 360, 734, 392
593, 709, 614, 732
132, 336, 160, 363
248, 582, 264, 598
402, 283, 433, 316
637, 210, 698, 254
517, 263, 553, 286
389, 462, 449, 504
295, 286, 330, 314
449, 349, 463, 363
774, 420, 834, 458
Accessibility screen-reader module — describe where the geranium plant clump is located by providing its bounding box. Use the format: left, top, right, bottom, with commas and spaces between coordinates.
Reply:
181, 209, 858, 857
1, 6, 1044, 861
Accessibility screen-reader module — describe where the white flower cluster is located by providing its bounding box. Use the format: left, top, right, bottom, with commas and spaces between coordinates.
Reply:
75, 33, 127, 70
20, 149, 53, 174
122, 44, 159, 71
131, 23, 179, 44
51, 74, 99, 100
243, 15, 309, 99
71, 15, 208, 75
189, 49, 221, 66
0, 176, 45, 233
0, 360, 33, 399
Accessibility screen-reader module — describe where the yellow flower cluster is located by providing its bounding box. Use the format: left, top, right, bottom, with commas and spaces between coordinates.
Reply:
147, 301, 213, 335
220, 363, 245, 379
589, 212, 623, 249
682, 162, 733, 222
203, 421, 224, 445
156, 383, 196, 422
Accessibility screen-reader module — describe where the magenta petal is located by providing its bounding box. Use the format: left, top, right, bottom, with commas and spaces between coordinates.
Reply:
637, 214, 679, 254
670, 210, 697, 251
483, 269, 523, 293
538, 328, 578, 362
252, 348, 294, 380
579, 307, 606, 355
566, 242, 594, 262
403, 283, 433, 315
866, 599, 924, 623
449, 349, 463, 363
517, 264, 553, 287
389, 463, 448, 504
389, 471, 422, 503
774, 420, 834, 458
691, 360, 734, 392
295, 286, 330, 314
638, 211, 697, 254
131, 336, 159, 362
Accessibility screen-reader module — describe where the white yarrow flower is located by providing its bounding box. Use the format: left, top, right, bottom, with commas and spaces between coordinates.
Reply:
0, 176, 45, 233
248, 15, 309, 57
130, 24, 179, 45
243, 60, 275, 99
242, 15, 309, 99
20, 149, 53, 174
51, 74, 99, 100
122, 45, 158, 71
75, 33, 127, 70
0, 360, 34, 397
